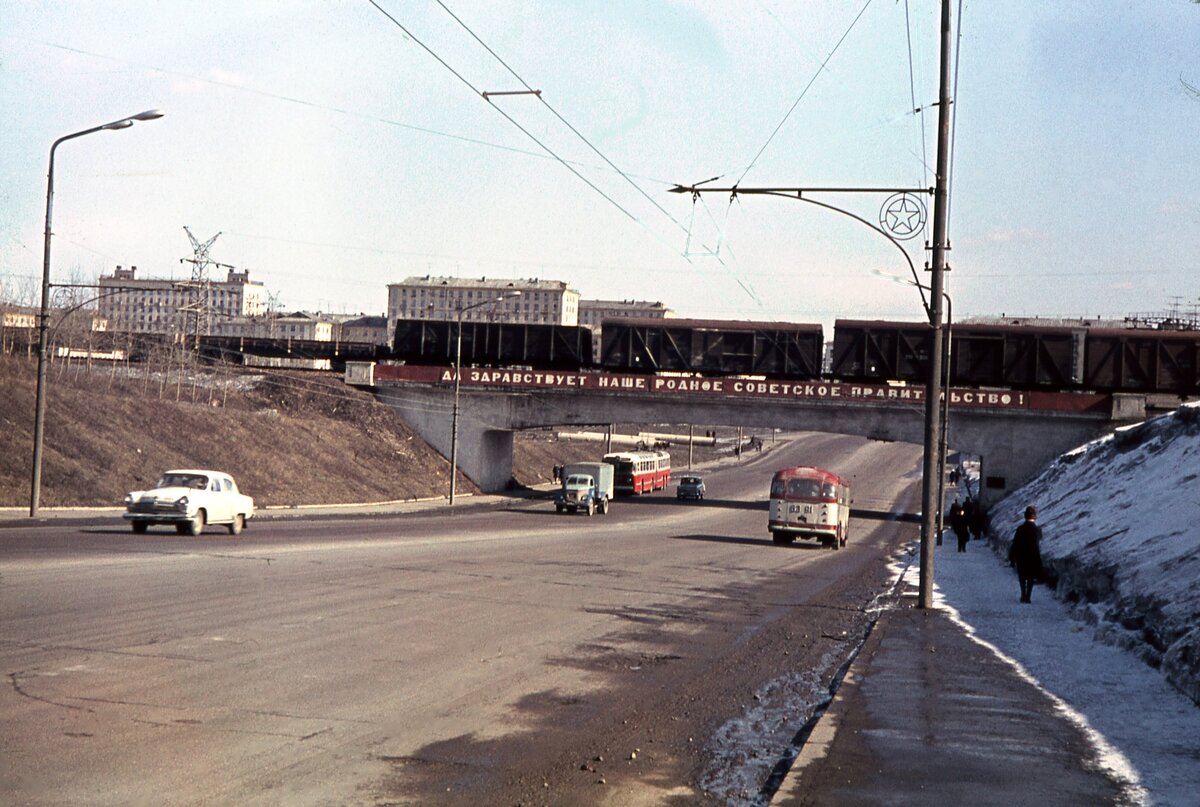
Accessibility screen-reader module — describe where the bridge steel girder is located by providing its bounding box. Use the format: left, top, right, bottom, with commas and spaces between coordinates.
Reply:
371, 384, 1142, 507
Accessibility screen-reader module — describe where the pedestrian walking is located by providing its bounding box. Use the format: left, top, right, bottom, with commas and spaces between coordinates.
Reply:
968, 499, 986, 540
950, 499, 970, 552
1009, 505, 1044, 603
962, 498, 977, 537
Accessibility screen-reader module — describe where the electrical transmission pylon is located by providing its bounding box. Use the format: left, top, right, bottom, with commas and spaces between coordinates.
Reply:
180, 226, 233, 348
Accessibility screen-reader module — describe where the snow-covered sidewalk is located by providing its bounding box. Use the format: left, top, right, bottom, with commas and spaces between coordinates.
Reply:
932, 536, 1200, 807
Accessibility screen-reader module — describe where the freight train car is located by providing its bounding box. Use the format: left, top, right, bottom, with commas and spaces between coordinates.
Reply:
950, 322, 1085, 389
831, 320, 1086, 390
391, 318, 593, 370
600, 317, 823, 378
1083, 328, 1200, 394
829, 320, 930, 384
198, 335, 381, 369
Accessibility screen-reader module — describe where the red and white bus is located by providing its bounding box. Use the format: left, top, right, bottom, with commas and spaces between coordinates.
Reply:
603, 450, 671, 495
768, 466, 851, 548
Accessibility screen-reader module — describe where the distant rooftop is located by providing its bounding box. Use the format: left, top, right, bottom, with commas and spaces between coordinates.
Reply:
960, 315, 1132, 329
391, 275, 573, 292
580, 299, 669, 309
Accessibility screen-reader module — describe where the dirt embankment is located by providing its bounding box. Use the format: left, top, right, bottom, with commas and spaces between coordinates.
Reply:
0, 356, 735, 508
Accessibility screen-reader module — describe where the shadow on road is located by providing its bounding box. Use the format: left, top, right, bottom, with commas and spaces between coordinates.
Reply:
612, 496, 768, 511
669, 533, 829, 550
853, 508, 922, 523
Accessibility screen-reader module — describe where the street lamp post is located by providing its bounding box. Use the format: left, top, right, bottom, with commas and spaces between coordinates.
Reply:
29, 110, 164, 517
448, 291, 521, 505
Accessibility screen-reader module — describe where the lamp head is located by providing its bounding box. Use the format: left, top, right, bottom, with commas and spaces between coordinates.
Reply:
131, 110, 165, 121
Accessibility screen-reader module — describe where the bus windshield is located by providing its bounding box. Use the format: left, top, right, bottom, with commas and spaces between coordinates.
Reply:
772, 476, 832, 500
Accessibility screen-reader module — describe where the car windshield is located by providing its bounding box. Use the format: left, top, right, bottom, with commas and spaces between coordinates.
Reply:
157, 473, 208, 490
681, 477, 701, 485
565, 475, 591, 486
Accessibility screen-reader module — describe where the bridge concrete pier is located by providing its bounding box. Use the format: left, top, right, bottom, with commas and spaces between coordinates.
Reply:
366, 374, 1144, 508
374, 386, 516, 493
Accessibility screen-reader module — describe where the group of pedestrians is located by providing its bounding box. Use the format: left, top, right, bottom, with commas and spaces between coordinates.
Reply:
948, 494, 1044, 605
947, 496, 986, 552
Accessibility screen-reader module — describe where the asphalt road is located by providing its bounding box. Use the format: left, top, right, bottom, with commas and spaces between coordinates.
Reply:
1, 433, 924, 806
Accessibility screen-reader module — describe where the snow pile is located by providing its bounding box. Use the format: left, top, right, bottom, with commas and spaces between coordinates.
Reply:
988, 402, 1200, 705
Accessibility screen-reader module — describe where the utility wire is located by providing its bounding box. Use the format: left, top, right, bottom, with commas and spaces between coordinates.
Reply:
366, 0, 641, 227
425, 0, 739, 273
736, 0, 876, 186
37, 41, 679, 188
946, 0, 965, 236
903, 0, 931, 189
434, 0, 694, 241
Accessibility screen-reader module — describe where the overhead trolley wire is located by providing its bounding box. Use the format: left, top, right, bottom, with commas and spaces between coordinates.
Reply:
424, 0, 736, 267
903, 0, 931, 189
735, 0, 876, 186
946, 0, 965, 235
432, 1, 696, 243
366, 0, 656, 233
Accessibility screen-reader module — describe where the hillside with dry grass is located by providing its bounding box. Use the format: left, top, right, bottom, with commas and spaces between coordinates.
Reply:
1, 356, 732, 508
0, 356, 472, 507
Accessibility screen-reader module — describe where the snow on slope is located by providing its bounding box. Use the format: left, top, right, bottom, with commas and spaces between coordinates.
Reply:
987, 401, 1200, 705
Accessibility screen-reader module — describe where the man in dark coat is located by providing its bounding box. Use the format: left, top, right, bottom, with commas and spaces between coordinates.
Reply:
950, 500, 970, 552
968, 499, 986, 540
1009, 505, 1043, 603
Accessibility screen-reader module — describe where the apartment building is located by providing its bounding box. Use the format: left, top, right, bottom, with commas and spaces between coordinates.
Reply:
209, 311, 335, 341
339, 314, 389, 345
386, 276, 580, 336
98, 265, 268, 335
577, 299, 674, 362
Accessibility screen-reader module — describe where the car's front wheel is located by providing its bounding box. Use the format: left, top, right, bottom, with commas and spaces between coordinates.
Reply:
131, 521, 147, 534
188, 510, 206, 536
228, 514, 244, 535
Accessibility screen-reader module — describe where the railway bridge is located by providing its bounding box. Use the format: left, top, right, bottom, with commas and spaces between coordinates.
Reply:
348, 362, 1151, 507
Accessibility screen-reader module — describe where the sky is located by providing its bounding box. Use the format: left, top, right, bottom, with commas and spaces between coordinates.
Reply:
1, 2, 1198, 330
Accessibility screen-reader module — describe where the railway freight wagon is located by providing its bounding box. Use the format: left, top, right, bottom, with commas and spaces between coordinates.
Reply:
391, 318, 593, 370
830, 320, 930, 384
831, 320, 1086, 390
1083, 328, 1200, 394
600, 317, 824, 378
197, 335, 381, 369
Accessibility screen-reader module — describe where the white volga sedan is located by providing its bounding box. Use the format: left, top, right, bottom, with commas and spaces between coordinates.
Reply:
124, 470, 255, 536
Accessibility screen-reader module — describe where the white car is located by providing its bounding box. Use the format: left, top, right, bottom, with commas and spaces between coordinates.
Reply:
124, 470, 255, 536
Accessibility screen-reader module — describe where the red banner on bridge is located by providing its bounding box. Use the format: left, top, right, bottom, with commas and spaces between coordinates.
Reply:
370, 363, 1109, 412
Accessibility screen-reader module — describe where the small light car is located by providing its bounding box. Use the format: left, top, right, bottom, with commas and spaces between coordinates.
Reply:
676, 474, 706, 500
124, 470, 255, 536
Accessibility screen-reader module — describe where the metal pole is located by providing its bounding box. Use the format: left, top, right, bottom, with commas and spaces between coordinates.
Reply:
28, 111, 163, 517
935, 294, 953, 543
449, 314, 463, 505
29, 141, 59, 517
688, 424, 694, 469
918, 0, 954, 609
